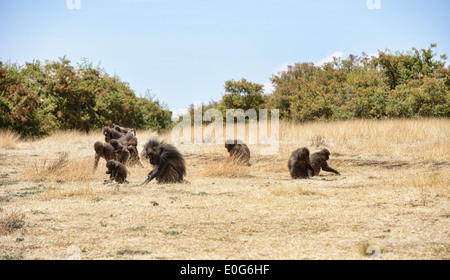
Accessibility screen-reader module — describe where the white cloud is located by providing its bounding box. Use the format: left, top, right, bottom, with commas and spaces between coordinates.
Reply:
315, 51, 345, 66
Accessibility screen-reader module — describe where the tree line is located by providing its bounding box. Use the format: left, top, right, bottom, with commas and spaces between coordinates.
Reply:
0, 57, 172, 136
189, 44, 449, 122
1, 44, 449, 137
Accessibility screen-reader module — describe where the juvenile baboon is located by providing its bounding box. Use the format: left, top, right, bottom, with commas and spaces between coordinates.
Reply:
102, 127, 125, 143
94, 141, 116, 170
105, 160, 128, 184
225, 139, 251, 166
114, 147, 130, 166
288, 147, 315, 179
142, 139, 186, 184
114, 125, 136, 136
308, 149, 340, 176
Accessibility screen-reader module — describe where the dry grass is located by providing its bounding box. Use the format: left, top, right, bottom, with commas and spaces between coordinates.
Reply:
0, 130, 21, 149
200, 158, 253, 178
0, 118, 449, 260
0, 209, 26, 236
20, 153, 96, 183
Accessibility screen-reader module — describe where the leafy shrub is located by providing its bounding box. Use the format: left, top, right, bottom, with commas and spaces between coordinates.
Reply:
0, 58, 172, 136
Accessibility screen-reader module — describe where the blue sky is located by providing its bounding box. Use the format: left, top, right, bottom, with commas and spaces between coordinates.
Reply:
1, 0, 449, 113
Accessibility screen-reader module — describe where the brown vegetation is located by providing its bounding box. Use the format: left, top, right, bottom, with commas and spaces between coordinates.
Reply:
0, 119, 448, 260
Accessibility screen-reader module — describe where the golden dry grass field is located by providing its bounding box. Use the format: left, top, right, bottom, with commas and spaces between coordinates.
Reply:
0, 119, 449, 260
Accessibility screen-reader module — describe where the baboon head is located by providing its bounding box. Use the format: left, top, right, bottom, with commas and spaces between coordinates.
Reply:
225, 139, 243, 153
94, 141, 105, 155
102, 127, 111, 139
144, 139, 163, 165
105, 160, 116, 174
319, 149, 330, 160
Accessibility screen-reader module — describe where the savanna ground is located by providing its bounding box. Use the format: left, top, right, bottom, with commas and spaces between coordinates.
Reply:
0, 119, 449, 260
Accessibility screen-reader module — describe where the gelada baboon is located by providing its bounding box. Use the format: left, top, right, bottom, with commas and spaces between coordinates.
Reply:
114, 147, 130, 166
224, 139, 251, 166
142, 139, 186, 184
114, 125, 136, 136
288, 147, 315, 179
110, 135, 142, 167
105, 160, 128, 184
140, 147, 149, 164
308, 149, 340, 176
94, 141, 116, 170
102, 127, 124, 143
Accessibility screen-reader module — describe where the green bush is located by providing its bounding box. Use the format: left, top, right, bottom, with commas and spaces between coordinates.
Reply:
0, 58, 173, 136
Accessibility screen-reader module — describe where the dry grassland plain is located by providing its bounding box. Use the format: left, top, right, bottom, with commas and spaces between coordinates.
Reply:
0, 119, 449, 260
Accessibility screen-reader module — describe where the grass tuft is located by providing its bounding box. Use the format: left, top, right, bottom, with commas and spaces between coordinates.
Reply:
0, 130, 21, 149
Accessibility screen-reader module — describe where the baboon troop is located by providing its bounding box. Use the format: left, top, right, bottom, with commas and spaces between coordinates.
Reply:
141, 139, 186, 184
225, 139, 251, 166
95, 125, 142, 170
288, 147, 315, 179
94, 125, 341, 184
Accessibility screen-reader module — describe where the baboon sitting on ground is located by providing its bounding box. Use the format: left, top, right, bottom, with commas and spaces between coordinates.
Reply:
288, 147, 315, 179
224, 139, 251, 166
141, 139, 186, 184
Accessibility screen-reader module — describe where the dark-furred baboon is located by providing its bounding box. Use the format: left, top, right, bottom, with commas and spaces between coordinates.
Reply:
142, 139, 186, 184
224, 139, 251, 166
288, 147, 315, 179
110, 136, 142, 167
114, 125, 136, 136
110, 132, 138, 147
94, 141, 116, 170
308, 149, 340, 176
114, 147, 130, 166
105, 160, 128, 184
102, 127, 124, 143
140, 148, 149, 161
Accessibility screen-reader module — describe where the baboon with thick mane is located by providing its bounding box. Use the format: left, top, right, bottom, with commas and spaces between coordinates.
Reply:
94, 141, 116, 170
225, 139, 251, 166
309, 149, 340, 176
142, 139, 186, 184
105, 160, 128, 184
288, 147, 315, 179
